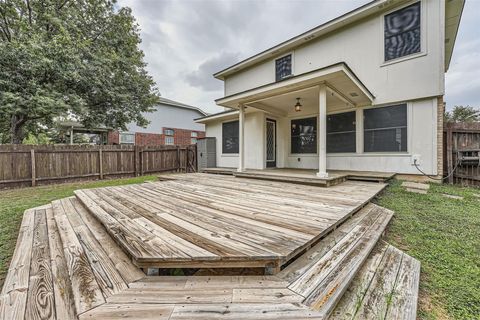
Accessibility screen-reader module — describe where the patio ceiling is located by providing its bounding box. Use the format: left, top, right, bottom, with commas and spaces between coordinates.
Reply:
216, 63, 374, 114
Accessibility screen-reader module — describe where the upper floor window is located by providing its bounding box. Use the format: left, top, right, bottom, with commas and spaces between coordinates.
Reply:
222, 121, 239, 154
119, 132, 135, 144
384, 2, 421, 62
291, 117, 317, 154
364, 104, 407, 152
191, 131, 198, 137
327, 111, 356, 153
164, 128, 174, 136
275, 54, 292, 82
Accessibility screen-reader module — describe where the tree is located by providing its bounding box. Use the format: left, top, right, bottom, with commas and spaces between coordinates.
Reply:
444, 105, 480, 123
0, 0, 159, 144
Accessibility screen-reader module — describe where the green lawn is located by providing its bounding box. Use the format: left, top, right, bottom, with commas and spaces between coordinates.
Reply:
0, 175, 157, 288
376, 180, 480, 320
0, 177, 478, 319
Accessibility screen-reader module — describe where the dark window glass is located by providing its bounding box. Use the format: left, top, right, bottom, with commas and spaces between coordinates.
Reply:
291, 117, 317, 154
327, 111, 356, 153
275, 55, 292, 82
364, 104, 407, 152
222, 121, 239, 154
384, 2, 421, 61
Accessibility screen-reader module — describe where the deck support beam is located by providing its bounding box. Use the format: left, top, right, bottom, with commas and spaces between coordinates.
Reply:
317, 85, 328, 178
238, 104, 245, 172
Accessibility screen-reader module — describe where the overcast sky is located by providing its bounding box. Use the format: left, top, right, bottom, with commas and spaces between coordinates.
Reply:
117, 0, 479, 114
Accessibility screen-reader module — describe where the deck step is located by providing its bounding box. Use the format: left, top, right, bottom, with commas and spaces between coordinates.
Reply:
329, 241, 420, 319
279, 203, 394, 319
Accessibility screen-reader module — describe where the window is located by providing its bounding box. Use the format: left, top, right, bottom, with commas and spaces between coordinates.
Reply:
222, 121, 239, 154
164, 128, 174, 136
191, 131, 198, 137
384, 2, 421, 61
291, 117, 317, 154
364, 104, 407, 152
327, 112, 356, 153
191, 138, 197, 144
275, 54, 292, 82
119, 132, 135, 144
165, 136, 174, 145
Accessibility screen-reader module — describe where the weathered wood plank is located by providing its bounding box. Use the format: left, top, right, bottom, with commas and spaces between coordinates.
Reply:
0, 208, 35, 320
169, 303, 323, 320
78, 304, 174, 320
106, 288, 233, 304
51, 200, 105, 314
25, 209, 56, 320
232, 288, 303, 304
45, 206, 77, 320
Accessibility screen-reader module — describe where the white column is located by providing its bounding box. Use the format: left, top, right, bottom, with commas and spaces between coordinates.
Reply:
356, 108, 363, 154
237, 104, 245, 172
317, 85, 328, 178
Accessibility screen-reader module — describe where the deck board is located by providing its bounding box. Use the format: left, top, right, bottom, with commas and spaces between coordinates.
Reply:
73, 174, 386, 270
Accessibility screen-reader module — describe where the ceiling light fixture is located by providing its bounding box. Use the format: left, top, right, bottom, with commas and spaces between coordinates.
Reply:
294, 97, 302, 112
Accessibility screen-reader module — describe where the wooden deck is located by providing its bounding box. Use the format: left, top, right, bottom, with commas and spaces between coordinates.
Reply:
1, 174, 420, 320
201, 168, 396, 184
74, 173, 386, 271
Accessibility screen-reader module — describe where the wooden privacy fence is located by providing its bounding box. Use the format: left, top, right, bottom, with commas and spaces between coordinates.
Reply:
0, 144, 197, 189
444, 122, 480, 187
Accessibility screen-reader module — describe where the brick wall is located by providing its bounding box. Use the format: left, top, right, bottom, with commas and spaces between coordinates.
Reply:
108, 127, 205, 146
107, 131, 119, 145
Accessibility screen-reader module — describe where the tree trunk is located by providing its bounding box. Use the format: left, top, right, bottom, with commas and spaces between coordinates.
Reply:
10, 114, 26, 144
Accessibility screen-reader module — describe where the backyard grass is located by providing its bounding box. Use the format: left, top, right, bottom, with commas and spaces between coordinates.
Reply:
0, 175, 157, 288
376, 180, 480, 320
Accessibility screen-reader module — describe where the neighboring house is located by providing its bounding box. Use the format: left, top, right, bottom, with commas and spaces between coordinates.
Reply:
196, 0, 464, 178
109, 97, 207, 146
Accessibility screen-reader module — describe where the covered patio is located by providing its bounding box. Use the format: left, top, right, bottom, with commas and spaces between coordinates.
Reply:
214, 62, 374, 179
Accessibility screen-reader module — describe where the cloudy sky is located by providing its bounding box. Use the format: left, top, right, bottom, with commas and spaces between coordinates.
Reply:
117, 0, 479, 114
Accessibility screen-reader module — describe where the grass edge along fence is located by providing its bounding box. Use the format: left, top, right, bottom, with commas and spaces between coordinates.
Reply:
0, 144, 197, 189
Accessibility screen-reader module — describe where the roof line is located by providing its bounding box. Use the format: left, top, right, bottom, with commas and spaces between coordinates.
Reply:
213, 0, 381, 79
158, 97, 208, 116
194, 109, 238, 122
215, 62, 374, 104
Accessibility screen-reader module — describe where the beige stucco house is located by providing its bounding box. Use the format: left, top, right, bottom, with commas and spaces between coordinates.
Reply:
196, 0, 464, 178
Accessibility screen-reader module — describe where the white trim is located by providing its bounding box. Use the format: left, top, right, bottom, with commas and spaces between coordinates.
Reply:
380, 0, 427, 67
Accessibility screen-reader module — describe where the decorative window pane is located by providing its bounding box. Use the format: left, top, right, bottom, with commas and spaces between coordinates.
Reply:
222, 121, 239, 154
291, 117, 317, 154
364, 104, 407, 152
275, 55, 292, 82
191, 131, 198, 137
384, 2, 421, 61
165, 136, 174, 145
164, 129, 174, 136
119, 132, 135, 144
327, 112, 356, 153
191, 138, 197, 144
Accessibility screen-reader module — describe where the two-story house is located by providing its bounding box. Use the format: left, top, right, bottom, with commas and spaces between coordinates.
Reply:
196, 0, 464, 180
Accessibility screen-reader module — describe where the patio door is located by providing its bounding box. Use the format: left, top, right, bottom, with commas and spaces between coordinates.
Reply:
266, 119, 276, 168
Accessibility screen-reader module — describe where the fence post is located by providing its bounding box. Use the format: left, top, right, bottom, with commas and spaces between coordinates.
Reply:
140, 147, 144, 176
184, 147, 188, 173
446, 125, 454, 184
176, 146, 181, 172
134, 145, 139, 176
99, 148, 103, 180
30, 149, 36, 187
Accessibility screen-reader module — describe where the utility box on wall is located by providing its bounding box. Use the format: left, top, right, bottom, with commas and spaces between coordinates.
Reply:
197, 137, 216, 170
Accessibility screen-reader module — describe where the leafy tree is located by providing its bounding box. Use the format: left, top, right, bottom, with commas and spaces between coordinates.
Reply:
445, 105, 480, 123
0, 0, 159, 144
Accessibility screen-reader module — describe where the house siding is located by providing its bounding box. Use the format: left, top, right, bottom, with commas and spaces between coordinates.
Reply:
223, 0, 445, 107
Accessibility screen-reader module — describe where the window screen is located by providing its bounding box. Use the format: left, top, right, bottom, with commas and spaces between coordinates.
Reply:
119, 132, 135, 144
164, 129, 174, 136
222, 121, 239, 154
191, 131, 198, 137
384, 2, 421, 61
327, 112, 356, 153
165, 136, 174, 145
275, 55, 292, 82
364, 104, 407, 152
291, 117, 317, 154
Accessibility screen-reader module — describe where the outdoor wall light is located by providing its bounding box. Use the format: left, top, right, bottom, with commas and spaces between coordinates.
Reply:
294, 97, 302, 112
